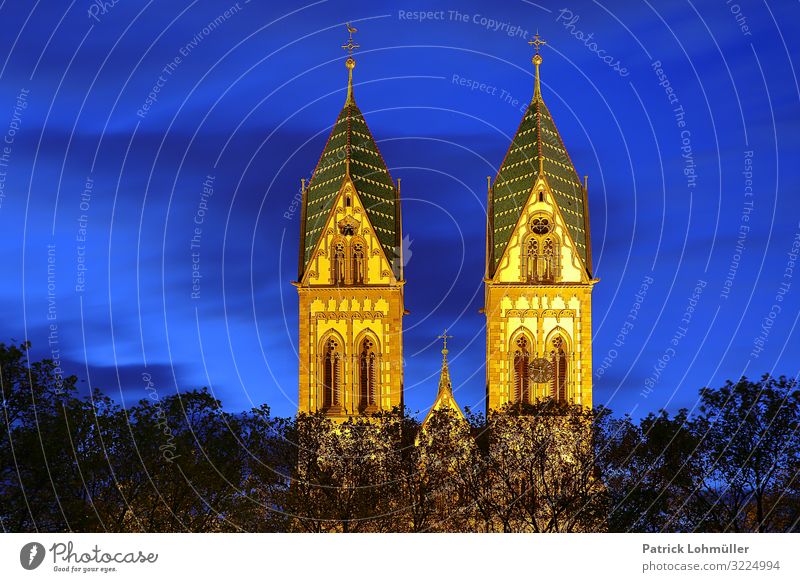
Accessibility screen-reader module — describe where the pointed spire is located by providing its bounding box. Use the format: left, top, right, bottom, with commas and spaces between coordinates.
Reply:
394, 178, 404, 281
421, 331, 465, 430
342, 23, 359, 105
528, 32, 546, 174
345, 58, 356, 105
528, 32, 546, 101
299, 24, 398, 276
490, 32, 591, 276
437, 330, 454, 397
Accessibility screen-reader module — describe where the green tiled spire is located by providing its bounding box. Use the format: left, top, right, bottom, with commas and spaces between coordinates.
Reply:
299, 57, 397, 276
489, 50, 590, 276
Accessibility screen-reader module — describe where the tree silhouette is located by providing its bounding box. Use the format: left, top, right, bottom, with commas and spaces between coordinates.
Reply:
2, 342, 798, 532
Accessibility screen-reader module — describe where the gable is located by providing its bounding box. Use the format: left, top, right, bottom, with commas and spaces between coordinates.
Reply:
302, 102, 397, 273
490, 97, 589, 275
301, 177, 398, 287
492, 176, 590, 284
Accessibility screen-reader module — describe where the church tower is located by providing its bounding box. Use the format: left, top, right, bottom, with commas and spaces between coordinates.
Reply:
484, 35, 596, 413
295, 26, 405, 418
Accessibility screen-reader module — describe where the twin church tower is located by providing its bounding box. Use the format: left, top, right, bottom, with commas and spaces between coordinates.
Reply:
294, 29, 596, 418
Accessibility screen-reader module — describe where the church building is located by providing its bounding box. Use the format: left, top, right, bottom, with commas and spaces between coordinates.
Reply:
295, 29, 595, 419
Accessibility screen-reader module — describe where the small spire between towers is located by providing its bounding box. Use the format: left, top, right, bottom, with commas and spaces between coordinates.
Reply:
422, 330, 466, 429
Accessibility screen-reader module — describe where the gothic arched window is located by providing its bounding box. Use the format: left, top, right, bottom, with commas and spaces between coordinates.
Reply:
526, 239, 539, 283
332, 240, 346, 285
549, 336, 568, 403
513, 335, 531, 404
322, 337, 342, 410
542, 236, 557, 282
352, 241, 366, 284
358, 337, 377, 410
523, 214, 559, 283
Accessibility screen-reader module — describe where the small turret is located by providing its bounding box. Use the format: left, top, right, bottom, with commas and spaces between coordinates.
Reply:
422, 330, 466, 429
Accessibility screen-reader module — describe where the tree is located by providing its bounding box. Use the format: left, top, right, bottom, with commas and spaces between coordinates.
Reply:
695, 375, 800, 532
4, 342, 799, 533
599, 408, 705, 532
118, 389, 280, 532
412, 407, 479, 532
285, 411, 403, 532
483, 400, 607, 532
0, 342, 126, 532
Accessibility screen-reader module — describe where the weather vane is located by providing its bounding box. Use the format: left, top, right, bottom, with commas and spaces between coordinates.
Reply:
528, 31, 546, 56
342, 22, 359, 57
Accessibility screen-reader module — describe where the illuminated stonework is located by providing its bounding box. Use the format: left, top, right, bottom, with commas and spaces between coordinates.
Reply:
295, 31, 594, 420
484, 42, 596, 413
296, 32, 404, 419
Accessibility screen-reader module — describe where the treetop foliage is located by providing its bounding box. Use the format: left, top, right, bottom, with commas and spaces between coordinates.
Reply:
1, 342, 798, 532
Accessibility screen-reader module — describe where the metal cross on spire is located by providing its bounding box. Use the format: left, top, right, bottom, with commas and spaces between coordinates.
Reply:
528, 31, 546, 55
342, 23, 359, 104
438, 329, 453, 354
529, 31, 545, 99
341, 22, 360, 56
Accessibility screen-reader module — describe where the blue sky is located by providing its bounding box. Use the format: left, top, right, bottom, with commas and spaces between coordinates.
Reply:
0, 0, 797, 419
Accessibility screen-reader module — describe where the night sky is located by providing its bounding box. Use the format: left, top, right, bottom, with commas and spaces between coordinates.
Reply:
0, 0, 797, 419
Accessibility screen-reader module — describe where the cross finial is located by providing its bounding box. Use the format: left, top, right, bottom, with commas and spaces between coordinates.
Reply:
528, 31, 545, 100
528, 31, 546, 56
342, 22, 360, 57
438, 329, 453, 354
342, 23, 359, 104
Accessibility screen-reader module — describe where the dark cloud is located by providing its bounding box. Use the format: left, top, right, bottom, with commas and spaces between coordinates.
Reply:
0, 0, 796, 420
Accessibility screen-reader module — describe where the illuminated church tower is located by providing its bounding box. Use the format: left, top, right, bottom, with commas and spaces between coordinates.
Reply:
295, 26, 405, 418
484, 35, 596, 412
